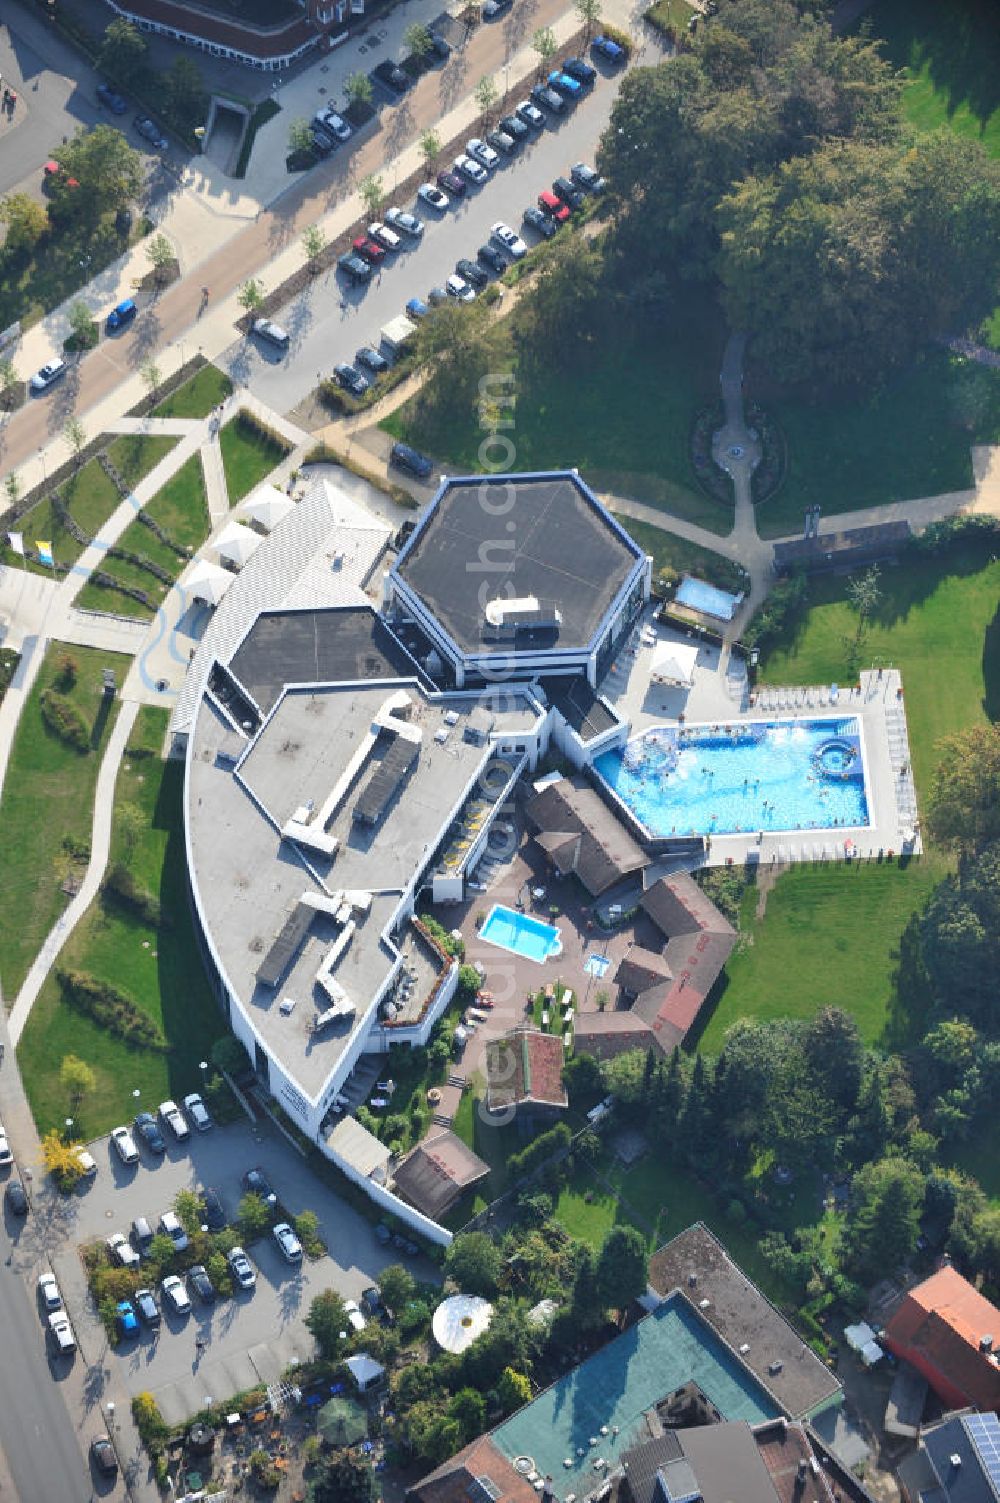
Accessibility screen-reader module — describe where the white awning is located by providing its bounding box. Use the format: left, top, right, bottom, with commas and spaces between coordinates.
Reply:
214, 521, 265, 569
650, 638, 699, 687
240, 484, 294, 532
184, 559, 234, 607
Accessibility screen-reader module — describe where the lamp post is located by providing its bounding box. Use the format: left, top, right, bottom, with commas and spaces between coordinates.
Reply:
65, 1116, 74, 1141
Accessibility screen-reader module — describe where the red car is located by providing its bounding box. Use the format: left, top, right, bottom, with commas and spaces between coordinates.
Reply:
352, 235, 385, 264
538, 189, 570, 224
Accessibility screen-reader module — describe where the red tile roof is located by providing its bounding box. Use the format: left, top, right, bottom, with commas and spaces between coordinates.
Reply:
486, 1029, 567, 1110
412, 1436, 539, 1503
883, 1266, 1000, 1410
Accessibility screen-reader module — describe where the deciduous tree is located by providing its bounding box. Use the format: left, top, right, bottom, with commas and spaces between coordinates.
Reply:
845, 1155, 923, 1282
60, 1053, 95, 1107
99, 18, 149, 78
531, 27, 557, 74
405, 22, 433, 59
475, 75, 499, 121
302, 223, 326, 269
145, 232, 175, 284
925, 724, 1000, 854
0, 193, 48, 255
345, 72, 374, 111
57, 125, 144, 221
444, 1230, 501, 1295
419, 129, 441, 171
41, 1129, 84, 1187
359, 173, 385, 219
64, 418, 86, 467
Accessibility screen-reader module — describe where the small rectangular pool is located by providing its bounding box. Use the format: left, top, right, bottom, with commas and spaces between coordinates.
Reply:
675, 574, 742, 622
479, 905, 563, 964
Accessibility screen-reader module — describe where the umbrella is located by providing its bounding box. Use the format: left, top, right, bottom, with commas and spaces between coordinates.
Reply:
317, 1396, 368, 1448
240, 484, 294, 532
185, 558, 233, 607
214, 520, 264, 569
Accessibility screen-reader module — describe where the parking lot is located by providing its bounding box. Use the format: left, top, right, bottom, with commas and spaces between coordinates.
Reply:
29, 1115, 427, 1425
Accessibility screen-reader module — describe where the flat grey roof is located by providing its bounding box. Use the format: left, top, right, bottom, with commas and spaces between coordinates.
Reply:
393, 473, 643, 657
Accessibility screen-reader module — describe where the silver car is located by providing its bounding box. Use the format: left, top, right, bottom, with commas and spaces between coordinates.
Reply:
273, 1222, 303, 1263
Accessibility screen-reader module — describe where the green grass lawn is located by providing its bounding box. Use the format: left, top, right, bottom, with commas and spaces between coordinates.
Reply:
383, 294, 732, 534
870, 0, 1000, 157
0, 644, 127, 998
756, 353, 1000, 537
219, 414, 290, 505
615, 514, 744, 593
77, 452, 209, 618
644, 0, 694, 33
17, 707, 227, 1138
947, 1140, 1000, 1207
153, 364, 233, 420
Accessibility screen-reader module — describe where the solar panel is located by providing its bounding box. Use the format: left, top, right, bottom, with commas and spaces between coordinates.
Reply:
964, 1412, 1000, 1494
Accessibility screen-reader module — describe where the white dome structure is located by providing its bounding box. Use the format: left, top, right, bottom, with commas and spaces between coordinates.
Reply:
432, 1293, 494, 1353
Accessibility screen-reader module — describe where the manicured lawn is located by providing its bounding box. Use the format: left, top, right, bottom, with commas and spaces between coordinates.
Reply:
948, 1140, 1000, 1207
756, 353, 1000, 537
0, 644, 126, 997
615, 514, 744, 593
383, 295, 732, 534
869, 0, 1000, 157
17, 707, 227, 1138
153, 364, 233, 420
219, 413, 289, 504
645, 0, 694, 33
77, 452, 209, 618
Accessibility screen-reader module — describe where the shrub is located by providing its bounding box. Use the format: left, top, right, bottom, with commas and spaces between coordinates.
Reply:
211, 1033, 249, 1076
132, 1392, 169, 1452
39, 689, 90, 751
741, 571, 808, 655
912, 513, 1000, 553
596, 20, 632, 52
294, 1209, 324, 1258
54, 652, 78, 691
56, 967, 168, 1050
102, 863, 165, 927
249, 1449, 281, 1490
508, 1122, 571, 1181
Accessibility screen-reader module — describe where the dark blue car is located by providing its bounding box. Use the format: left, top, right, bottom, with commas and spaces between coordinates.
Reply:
107, 298, 137, 332
591, 34, 626, 63
390, 442, 433, 481
97, 82, 127, 114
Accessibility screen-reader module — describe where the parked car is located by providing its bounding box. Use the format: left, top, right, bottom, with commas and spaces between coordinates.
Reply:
135, 1288, 161, 1328
97, 82, 127, 113
427, 284, 449, 305
199, 1188, 226, 1233
30, 359, 67, 394
159, 1100, 189, 1141
161, 1273, 191, 1316
386, 206, 424, 236
183, 1092, 212, 1132
107, 1232, 140, 1269
273, 1222, 303, 1263
393, 1232, 419, 1256
417, 182, 449, 210
591, 33, 626, 62
516, 99, 545, 129
455, 153, 487, 185
106, 297, 137, 331
478, 243, 507, 273
571, 161, 606, 192
500, 112, 530, 140
134, 116, 167, 149
492, 220, 528, 258
158, 1211, 189, 1253
428, 30, 451, 58
344, 1299, 367, 1333
0, 1123, 11, 1167
482, 0, 512, 18
531, 83, 565, 113
436, 168, 467, 197
334, 363, 367, 397
338, 252, 372, 284
252, 318, 290, 350
116, 1300, 139, 1337
446, 273, 475, 303
242, 1168, 277, 1205
187, 1264, 216, 1304
487, 128, 517, 156
405, 295, 430, 319
456, 257, 489, 290
48, 1311, 76, 1354
133, 1111, 166, 1156
91, 1435, 117, 1476
110, 1124, 139, 1166
356, 346, 389, 375
38, 1272, 62, 1311
553, 175, 585, 210
373, 60, 410, 93
538, 189, 571, 223
467, 137, 499, 170
317, 107, 351, 141
352, 234, 386, 264
390, 442, 433, 480
310, 127, 335, 156
227, 1246, 257, 1290
548, 70, 583, 100
562, 55, 597, 84
73, 1146, 98, 1179
368, 221, 402, 252
374, 1223, 392, 1245
131, 1216, 154, 1256
360, 1285, 386, 1319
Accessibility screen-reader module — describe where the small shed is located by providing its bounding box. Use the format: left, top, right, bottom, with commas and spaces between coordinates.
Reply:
345, 1353, 385, 1393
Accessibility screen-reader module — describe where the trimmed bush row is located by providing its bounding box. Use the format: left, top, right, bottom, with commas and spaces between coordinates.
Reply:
56, 966, 168, 1051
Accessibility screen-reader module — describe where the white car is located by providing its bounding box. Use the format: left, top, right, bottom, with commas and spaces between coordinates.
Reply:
227, 1246, 257, 1290
73, 1146, 98, 1178
107, 1232, 140, 1269
417, 182, 449, 211
467, 137, 499, 170
318, 107, 352, 142
38, 1272, 62, 1311
446, 273, 476, 303
158, 1211, 189, 1252
0, 1123, 11, 1167
385, 207, 424, 237
161, 1273, 191, 1316
344, 1298, 367, 1333
158, 1100, 189, 1141
182, 1092, 212, 1132
454, 154, 487, 185
272, 1222, 303, 1263
110, 1125, 139, 1167
516, 99, 545, 129
368, 221, 402, 251
48, 1310, 76, 1354
30, 358, 67, 393
492, 221, 527, 259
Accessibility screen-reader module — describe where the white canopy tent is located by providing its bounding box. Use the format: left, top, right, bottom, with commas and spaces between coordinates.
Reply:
214, 521, 265, 570
184, 558, 234, 608
240, 484, 294, 532
650, 638, 699, 689
844, 1321, 883, 1367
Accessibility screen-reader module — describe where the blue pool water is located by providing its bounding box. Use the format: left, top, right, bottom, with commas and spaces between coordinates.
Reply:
480, 905, 563, 963
675, 574, 741, 621
595, 717, 869, 837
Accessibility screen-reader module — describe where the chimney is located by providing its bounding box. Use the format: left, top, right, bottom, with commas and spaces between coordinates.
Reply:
980, 1334, 993, 1353
949, 1455, 962, 1470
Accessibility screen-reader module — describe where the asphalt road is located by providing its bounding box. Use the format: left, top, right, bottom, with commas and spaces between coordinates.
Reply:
232, 84, 617, 414
0, 14, 106, 200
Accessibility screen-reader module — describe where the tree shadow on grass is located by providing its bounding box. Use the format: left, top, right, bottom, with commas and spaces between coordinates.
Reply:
880, 910, 937, 1051
981, 600, 1000, 721
876, 0, 1000, 137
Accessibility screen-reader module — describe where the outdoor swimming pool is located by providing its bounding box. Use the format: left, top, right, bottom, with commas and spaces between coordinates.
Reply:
595, 718, 869, 837
479, 905, 563, 963
675, 575, 742, 622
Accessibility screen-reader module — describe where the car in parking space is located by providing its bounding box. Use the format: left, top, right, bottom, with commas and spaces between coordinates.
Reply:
116, 1300, 139, 1337
0, 1122, 11, 1166
482, 0, 511, 18
338, 252, 372, 284
200, 1188, 226, 1233
467, 137, 500, 171
159, 1100, 189, 1141
48, 1310, 76, 1354
478, 243, 506, 274
374, 1223, 392, 1245
334, 363, 367, 397
530, 83, 565, 115
227, 1246, 257, 1290
428, 30, 451, 58
454, 154, 487, 185
317, 107, 351, 142
344, 1299, 367, 1333
591, 33, 626, 63
91, 1435, 117, 1476
538, 189, 571, 223
38, 1272, 62, 1311
111, 1124, 139, 1166
390, 442, 433, 480
161, 1273, 191, 1316
252, 318, 290, 351
6, 1179, 28, 1216
553, 175, 585, 211
500, 112, 530, 141
487, 128, 517, 156
571, 161, 606, 192
74, 1146, 98, 1179
386, 206, 424, 237
516, 99, 545, 130
405, 295, 430, 319
242, 1168, 277, 1205
562, 55, 597, 85
273, 1222, 303, 1263
456, 257, 489, 290
187, 1264, 216, 1304
158, 1211, 189, 1253
393, 1232, 419, 1256
106, 297, 137, 331
97, 82, 127, 113
437, 168, 467, 198
131, 1216, 154, 1256
369, 221, 402, 251
135, 1288, 161, 1328
417, 182, 449, 211
107, 1232, 140, 1269
356, 346, 389, 375
446, 273, 476, 303
30, 359, 67, 394
361, 1285, 386, 1320
373, 59, 410, 93
548, 70, 583, 100
493, 220, 528, 258
427, 284, 448, 305
134, 115, 167, 149
352, 234, 386, 265
134, 1111, 166, 1156
310, 127, 335, 156
183, 1092, 212, 1131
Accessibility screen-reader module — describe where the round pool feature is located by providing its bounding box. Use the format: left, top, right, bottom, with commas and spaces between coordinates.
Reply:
814, 738, 857, 777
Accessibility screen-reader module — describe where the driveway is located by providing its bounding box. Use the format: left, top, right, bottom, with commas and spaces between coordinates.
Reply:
0, 14, 107, 200
35, 1117, 432, 1424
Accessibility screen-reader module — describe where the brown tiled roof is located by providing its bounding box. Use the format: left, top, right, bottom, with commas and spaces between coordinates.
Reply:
410, 1436, 538, 1503
641, 872, 736, 940
572, 1011, 659, 1060
485, 1029, 567, 1110
392, 1130, 490, 1222
113, 0, 317, 58
527, 779, 647, 896
882, 1266, 1000, 1410
613, 946, 672, 994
